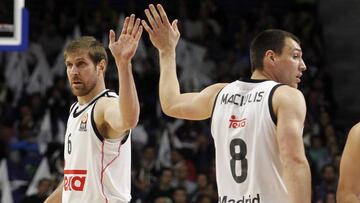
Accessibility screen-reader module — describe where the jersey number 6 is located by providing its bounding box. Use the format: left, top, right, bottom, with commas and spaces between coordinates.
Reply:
229, 138, 248, 183
67, 133, 72, 155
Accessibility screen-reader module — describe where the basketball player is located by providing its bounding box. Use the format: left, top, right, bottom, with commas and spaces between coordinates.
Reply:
45, 14, 142, 203
337, 122, 360, 203
141, 4, 311, 203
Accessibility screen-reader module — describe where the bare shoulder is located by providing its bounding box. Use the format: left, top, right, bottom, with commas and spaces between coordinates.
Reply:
197, 83, 228, 102
92, 96, 123, 136
350, 122, 360, 133
348, 122, 360, 141
272, 85, 306, 116
203, 83, 228, 92
97, 96, 118, 104
273, 85, 304, 101
273, 85, 305, 106
201, 83, 228, 104
93, 96, 118, 115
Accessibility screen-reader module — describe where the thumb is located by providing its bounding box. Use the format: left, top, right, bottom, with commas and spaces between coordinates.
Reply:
172, 19, 179, 32
109, 29, 115, 45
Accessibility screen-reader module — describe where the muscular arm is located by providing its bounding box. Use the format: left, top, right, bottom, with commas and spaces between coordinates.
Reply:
337, 123, 360, 203
142, 4, 226, 120
99, 15, 141, 138
159, 50, 226, 120
273, 86, 311, 203
44, 181, 63, 203
95, 62, 139, 139
114, 61, 139, 130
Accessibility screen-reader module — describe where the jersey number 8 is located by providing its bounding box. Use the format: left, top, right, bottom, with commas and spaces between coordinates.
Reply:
229, 138, 248, 183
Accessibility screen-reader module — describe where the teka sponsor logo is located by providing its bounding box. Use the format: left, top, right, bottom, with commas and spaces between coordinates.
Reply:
229, 115, 246, 129
219, 194, 261, 203
64, 169, 87, 191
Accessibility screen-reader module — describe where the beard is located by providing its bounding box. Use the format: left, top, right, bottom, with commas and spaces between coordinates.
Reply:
70, 78, 97, 97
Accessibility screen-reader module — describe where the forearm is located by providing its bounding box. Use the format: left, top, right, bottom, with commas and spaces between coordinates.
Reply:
283, 159, 311, 203
116, 60, 140, 129
45, 181, 63, 203
159, 50, 181, 112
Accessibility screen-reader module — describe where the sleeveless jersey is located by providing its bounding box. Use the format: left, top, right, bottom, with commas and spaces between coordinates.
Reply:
63, 89, 131, 203
211, 79, 289, 203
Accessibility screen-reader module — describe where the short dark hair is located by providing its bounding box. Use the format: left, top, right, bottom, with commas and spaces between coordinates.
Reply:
64, 36, 108, 67
250, 29, 300, 71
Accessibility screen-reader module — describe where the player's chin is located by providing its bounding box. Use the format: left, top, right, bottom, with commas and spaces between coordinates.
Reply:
71, 88, 85, 97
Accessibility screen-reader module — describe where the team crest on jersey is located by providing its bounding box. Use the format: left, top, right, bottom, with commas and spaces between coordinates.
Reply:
229, 115, 246, 128
79, 113, 88, 131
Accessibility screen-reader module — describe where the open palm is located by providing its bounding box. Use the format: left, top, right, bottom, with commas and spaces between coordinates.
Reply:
109, 14, 143, 63
141, 4, 180, 52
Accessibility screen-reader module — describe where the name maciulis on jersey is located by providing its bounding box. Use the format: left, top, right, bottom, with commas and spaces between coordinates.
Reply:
221, 91, 265, 106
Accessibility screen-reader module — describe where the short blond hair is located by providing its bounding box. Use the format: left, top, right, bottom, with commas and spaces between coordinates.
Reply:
64, 36, 108, 67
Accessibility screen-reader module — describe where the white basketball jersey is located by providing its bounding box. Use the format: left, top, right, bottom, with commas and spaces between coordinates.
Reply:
211, 79, 289, 203
63, 90, 131, 203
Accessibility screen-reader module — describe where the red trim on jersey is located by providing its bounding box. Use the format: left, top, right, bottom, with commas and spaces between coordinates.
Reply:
64, 169, 87, 175
100, 141, 122, 203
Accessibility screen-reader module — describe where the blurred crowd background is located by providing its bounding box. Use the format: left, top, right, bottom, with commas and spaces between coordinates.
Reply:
0, 0, 356, 202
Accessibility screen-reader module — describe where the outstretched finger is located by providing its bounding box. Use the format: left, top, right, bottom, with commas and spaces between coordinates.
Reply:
109, 29, 116, 45
157, 4, 170, 25
144, 7, 158, 30
149, 4, 162, 26
141, 20, 153, 35
126, 14, 135, 36
135, 26, 143, 42
121, 17, 130, 35
131, 18, 141, 37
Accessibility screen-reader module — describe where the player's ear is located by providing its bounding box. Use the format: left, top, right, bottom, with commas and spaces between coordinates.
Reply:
97, 59, 107, 74
264, 50, 276, 67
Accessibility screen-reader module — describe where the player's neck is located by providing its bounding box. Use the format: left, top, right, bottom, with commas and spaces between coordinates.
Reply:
251, 69, 274, 81
77, 82, 106, 105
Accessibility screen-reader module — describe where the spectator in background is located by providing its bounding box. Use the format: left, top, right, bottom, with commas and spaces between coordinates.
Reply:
21, 178, 52, 203
314, 164, 338, 201
154, 196, 173, 203
192, 173, 216, 203
147, 167, 174, 202
172, 187, 189, 203
171, 161, 197, 198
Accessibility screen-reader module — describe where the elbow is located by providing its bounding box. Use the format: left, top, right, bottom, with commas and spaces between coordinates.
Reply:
161, 104, 178, 118
128, 113, 139, 129
127, 117, 139, 129
159, 96, 178, 117
163, 108, 174, 117
160, 102, 173, 116
281, 153, 309, 167
124, 111, 139, 130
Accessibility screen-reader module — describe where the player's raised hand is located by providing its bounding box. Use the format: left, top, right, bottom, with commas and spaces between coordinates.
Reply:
109, 14, 143, 64
141, 4, 180, 52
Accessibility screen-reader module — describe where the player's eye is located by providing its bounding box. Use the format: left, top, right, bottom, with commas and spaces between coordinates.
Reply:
76, 61, 86, 67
